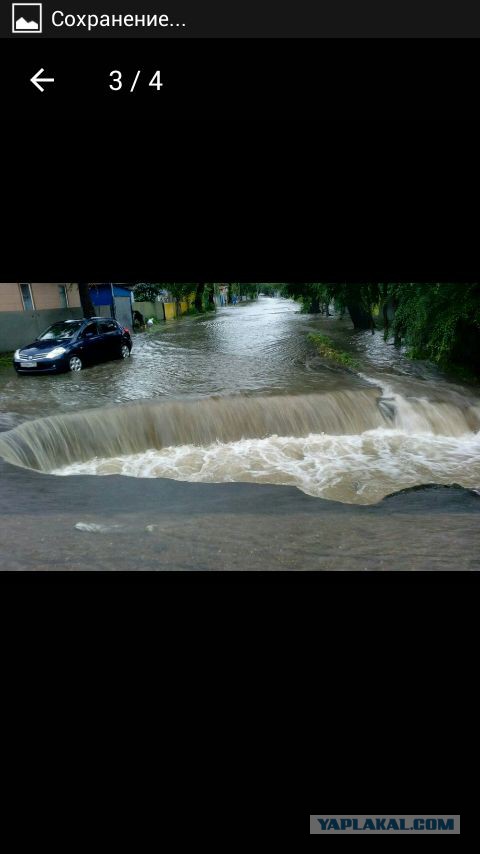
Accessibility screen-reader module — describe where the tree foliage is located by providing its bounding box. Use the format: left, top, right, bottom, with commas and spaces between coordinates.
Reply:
229, 283, 260, 300
260, 284, 281, 296
134, 282, 216, 312
282, 282, 378, 328
282, 281, 480, 374
134, 282, 195, 303
387, 283, 480, 371
133, 283, 166, 302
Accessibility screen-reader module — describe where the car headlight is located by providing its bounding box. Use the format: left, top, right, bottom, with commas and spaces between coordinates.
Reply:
14, 349, 21, 360
45, 347, 67, 358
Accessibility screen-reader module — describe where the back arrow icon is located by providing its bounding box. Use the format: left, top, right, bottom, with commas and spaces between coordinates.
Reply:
30, 68, 55, 92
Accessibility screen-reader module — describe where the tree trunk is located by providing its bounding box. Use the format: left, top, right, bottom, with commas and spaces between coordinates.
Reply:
383, 296, 397, 334
383, 301, 389, 329
194, 282, 205, 312
347, 301, 374, 330
309, 296, 321, 313
78, 282, 95, 317
207, 286, 215, 310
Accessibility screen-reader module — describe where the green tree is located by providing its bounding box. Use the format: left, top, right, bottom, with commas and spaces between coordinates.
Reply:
328, 283, 380, 330
134, 283, 166, 302
282, 282, 379, 328
164, 283, 195, 316
194, 282, 206, 312
386, 283, 480, 372
205, 283, 216, 310
282, 282, 324, 313
260, 284, 280, 297
134, 282, 195, 313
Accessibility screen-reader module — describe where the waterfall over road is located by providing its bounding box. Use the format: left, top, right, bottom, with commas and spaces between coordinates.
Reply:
1, 385, 479, 505
1, 297, 479, 569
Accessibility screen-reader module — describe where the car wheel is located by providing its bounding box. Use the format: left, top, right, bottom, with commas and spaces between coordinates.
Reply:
69, 356, 83, 372
120, 345, 131, 359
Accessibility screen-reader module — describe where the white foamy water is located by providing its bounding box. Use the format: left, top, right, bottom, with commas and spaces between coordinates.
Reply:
2, 362, 479, 505
52, 428, 480, 505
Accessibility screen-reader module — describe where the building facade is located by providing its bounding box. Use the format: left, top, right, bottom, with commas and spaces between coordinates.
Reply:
0, 283, 81, 313
0, 283, 83, 352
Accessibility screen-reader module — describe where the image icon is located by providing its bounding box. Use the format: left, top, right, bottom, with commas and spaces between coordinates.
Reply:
12, 3, 42, 33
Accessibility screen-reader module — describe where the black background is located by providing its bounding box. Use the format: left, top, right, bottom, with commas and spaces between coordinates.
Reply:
2, 38, 480, 122
1, 17, 478, 832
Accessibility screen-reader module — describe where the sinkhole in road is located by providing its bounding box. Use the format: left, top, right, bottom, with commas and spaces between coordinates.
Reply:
0, 390, 479, 505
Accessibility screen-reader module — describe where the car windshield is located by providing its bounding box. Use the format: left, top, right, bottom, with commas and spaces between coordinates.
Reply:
37, 321, 83, 341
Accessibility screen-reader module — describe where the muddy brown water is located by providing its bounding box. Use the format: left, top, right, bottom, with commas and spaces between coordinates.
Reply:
1, 297, 479, 569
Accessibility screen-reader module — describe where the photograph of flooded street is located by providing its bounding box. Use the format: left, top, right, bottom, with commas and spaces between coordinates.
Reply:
1, 281, 479, 571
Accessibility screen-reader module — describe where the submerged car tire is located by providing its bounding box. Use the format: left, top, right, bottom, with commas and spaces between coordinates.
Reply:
120, 345, 131, 359
69, 356, 83, 372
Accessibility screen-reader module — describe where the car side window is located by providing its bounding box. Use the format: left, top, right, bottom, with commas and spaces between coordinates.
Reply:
97, 320, 117, 334
82, 323, 98, 338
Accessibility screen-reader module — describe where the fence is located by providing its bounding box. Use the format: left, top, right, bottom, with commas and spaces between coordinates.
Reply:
133, 299, 193, 323
0, 308, 83, 352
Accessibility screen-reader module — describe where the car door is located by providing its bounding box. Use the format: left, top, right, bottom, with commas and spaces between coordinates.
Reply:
78, 321, 103, 365
98, 319, 121, 361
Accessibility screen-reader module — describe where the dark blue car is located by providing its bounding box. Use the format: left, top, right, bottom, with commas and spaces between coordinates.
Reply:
13, 318, 132, 374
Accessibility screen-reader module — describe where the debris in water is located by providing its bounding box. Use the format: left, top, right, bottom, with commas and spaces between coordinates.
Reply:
145, 525, 157, 532
75, 523, 123, 533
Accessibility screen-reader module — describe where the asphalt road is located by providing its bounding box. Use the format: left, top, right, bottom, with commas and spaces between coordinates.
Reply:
1, 459, 479, 570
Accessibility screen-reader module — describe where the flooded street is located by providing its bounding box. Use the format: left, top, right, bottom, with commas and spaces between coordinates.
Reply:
0, 297, 359, 418
1, 297, 479, 570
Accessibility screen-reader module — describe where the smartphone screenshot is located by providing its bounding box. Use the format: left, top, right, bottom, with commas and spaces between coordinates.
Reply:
2, 1, 480, 121
1, 1, 477, 836
0, 3, 479, 571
